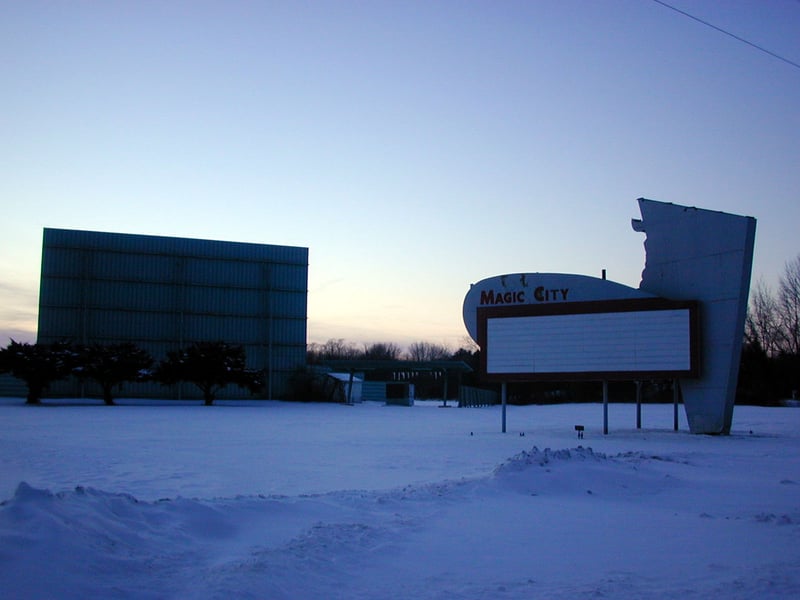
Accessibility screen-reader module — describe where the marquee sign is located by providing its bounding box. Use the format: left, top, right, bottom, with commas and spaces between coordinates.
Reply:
464, 273, 700, 382
463, 199, 756, 435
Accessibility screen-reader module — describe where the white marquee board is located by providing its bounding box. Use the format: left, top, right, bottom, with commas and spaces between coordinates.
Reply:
478, 299, 699, 381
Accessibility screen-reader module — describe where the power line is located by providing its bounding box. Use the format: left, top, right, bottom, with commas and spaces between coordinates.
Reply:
651, 0, 800, 71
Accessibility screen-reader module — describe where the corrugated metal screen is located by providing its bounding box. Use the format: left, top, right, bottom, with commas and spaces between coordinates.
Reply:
38, 228, 308, 399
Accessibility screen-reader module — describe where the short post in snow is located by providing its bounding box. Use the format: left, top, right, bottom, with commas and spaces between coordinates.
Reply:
603, 380, 609, 435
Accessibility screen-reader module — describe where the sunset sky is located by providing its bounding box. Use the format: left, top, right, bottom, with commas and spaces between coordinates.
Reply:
2, 1, 798, 350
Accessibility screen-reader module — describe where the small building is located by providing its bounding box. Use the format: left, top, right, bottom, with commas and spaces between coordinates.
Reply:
362, 381, 415, 406
323, 373, 363, 404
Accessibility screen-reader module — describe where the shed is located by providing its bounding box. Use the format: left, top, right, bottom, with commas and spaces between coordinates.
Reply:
324, 373, 363, 404
322, 360, 473, 406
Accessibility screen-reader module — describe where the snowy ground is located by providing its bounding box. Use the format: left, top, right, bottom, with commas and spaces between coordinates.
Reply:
1, 398, 799, 599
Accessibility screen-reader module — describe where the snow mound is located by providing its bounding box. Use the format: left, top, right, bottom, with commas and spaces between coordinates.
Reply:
0, 481, 432, 599
0, 482, 281, 598
493, 445, 608, 472
491, 446, 688, 500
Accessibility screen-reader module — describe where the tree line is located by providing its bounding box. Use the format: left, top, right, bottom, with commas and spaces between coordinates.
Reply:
306, 338, 478, 363
0, 340, 263, 406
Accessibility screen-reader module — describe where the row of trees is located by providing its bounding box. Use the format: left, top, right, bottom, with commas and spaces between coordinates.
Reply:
0, 340, 264, 406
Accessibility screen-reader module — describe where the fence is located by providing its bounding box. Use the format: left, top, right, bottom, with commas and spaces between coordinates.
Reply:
458, 385, 498, 407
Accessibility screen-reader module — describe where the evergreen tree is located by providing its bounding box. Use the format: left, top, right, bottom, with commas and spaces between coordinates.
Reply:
0, 340, 77, 404
74, 343, 153, 405
155, 341, 264, 405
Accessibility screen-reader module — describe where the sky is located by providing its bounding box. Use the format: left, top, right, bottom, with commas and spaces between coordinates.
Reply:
2, 0, 799, 350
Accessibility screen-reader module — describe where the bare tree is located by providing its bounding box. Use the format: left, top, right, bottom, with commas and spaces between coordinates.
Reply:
361, 342, 402, 360
407, 341, 451, 361
746, 279, 782, 356
777, 254, 800, 355
741, 259, 800, 403
458, 336, 479, 353
307, 338, 360, 363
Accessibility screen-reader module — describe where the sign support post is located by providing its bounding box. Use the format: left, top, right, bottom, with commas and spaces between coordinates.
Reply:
636, 380, 642, 429
501, 381, 507, 433
673, 379, 680, 431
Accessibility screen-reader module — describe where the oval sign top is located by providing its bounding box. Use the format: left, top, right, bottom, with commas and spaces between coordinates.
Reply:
462, 273, 654, 342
